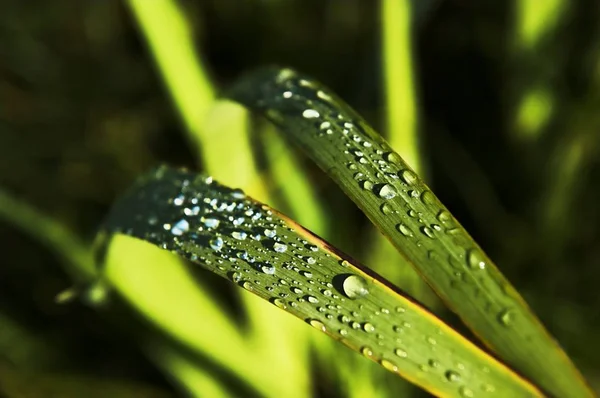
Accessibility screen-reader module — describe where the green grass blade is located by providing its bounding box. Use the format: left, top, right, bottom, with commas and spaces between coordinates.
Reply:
100, 165, 544, 397
225, 67, 593, 398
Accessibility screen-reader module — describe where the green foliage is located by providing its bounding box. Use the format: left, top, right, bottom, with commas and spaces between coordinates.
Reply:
1, 0, 599, 397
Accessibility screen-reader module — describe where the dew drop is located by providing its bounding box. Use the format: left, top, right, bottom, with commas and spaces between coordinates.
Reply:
421, 226, 435, 239
459, 386, 474, 397
397, 223, 414, 237
302, 109, 320, 119
437, 210, 452, 224
210, 237, 224, 251
362, 322, 375, 333
342, 275, 369, 299
361, 346, 374, 358
229, 272, 241, 283
445, 370, 461, 382
202, 217, 220, 229
361, 180, 374, 190
171, 219, 189, 236
394, 348, 408, 358
231, 188, 245, 199
232, 231, 247, 240
273, 242, 288, 253
498, 308, 515, 326
307, 295, 319, 304
399, 169, 417, 185
305, 256, 316, 265
173, 195, 185, 206
380, 359, 399, 372
264, 228, 276, 238
308, 319, 326, 331
380, 203, 393, 215
384, 152, 402, 164
261, 264, 276, 275
421, 190, 436, 205
467, 249, 486, 270
273, 298, 287, 309
377, 184, 397, 199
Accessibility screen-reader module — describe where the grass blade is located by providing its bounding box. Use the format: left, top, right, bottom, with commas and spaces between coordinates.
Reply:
225, 67, 593, 397
101, 165, 543, 397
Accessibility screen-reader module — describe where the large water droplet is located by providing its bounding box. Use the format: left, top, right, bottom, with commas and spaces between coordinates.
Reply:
394, 348, 408, 358
272, 298, 286, 309
307, 295, 319, 304
445, 370, 461, 382
377, 184, 397, 199
361, 180, 374, 190
421, 190, 436, 205
399, 169, 417, 185
362, 322, 375, 333
173, 195, 185, 206
384, 152, 402, 164
273, 242, 288, 253
210, 237, 224, 251
498, 308, 515, 326
261, 264, 276, 274
361, 346, 374, 358
171, 219, 189, 236
467, 249, 486, 270
232, 231, 247, 240
380, 203, 393, 215
421, 226, 435, 239
231, 188, 245, 199
437, 210, 452, 224
380, 359, 399, 372
342, 275, 369, 299
397, 223, 414, 237
202, 217, 220, 229
302, 109, 320, 119
308, 319, 326, 331
264, 228, 276, 238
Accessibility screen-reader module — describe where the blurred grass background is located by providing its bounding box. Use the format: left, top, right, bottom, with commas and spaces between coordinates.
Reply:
1, 0, 599, 396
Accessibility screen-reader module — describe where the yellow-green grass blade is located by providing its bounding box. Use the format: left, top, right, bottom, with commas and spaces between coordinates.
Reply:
260, 121, 329, 237
372, 0, 435, 307
100, 165, 543, 397
126, 0, 214, 156
127, 1, 313, 394
225, 67, 593, 398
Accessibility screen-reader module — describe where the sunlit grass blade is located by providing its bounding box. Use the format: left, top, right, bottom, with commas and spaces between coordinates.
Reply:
225, 67, 593, 397
100, 165, 544, 397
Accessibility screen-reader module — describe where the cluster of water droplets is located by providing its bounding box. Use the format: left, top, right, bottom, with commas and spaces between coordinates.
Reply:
104, 165, 510, 396
269, 72, 519, 331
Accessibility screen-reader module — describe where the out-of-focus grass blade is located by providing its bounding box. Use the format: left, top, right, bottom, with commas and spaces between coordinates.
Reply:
100, 166, 543, 398
225, 67, 593, 398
